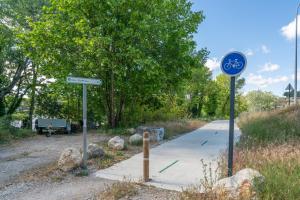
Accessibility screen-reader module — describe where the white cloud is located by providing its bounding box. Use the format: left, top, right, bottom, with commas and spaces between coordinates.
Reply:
259, 62, 280, 73
281, 15, 300, 40
261, 45, 270, 54
245, 49, 254, 56
247, 73, 289, 88
205, 58, 220, 71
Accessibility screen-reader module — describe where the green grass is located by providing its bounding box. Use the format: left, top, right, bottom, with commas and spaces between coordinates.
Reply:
0, 128, 35, 144
0, 116, 35, 144
234, 106, 300, 199
255, 161, 300, 200
238, 106, 300, 145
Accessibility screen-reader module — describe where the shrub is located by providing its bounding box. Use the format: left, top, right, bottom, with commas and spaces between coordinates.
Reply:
0, 115, 34, 143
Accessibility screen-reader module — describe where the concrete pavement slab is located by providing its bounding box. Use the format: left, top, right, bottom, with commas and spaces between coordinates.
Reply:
94, 120, 241, 191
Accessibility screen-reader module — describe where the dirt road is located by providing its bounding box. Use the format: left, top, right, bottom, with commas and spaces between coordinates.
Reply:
0, 133, 113, 200
0, 133, 177, 200
0, 133, 107, 183
0, 121, 205, 200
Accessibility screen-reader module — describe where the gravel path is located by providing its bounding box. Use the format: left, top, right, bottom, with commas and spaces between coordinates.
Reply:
0, 133, 107, 183
0, 126, 207, 200
0, 133, 112, 200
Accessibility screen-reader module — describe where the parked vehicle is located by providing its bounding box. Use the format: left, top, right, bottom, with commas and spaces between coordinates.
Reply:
35, 118, 71, 137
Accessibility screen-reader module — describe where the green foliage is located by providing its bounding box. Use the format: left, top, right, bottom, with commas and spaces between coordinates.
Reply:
0, 0, 49, 118
0, 115, 34, 143
246, 90, 279, 112
186, 62, 211, 118
204, 74, 247, 118
203, 81, 218, 117
23, 0, 205, 127
0, 100, 5, 116
1, 0, 248, 126
234, 106, 300, 199
255, 161, 300, 200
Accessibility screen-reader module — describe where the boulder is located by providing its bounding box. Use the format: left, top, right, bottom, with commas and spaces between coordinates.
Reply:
87, 143, 105, 159
213, 168, 264, 198
58, 148, 82, 172
108, 136, 125, 150
135, 126, 165, 142
129, 134, 143, 145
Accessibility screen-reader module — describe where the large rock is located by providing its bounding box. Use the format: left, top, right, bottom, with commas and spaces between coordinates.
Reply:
213, 168, 264, 198
135, 126, 165, 142
87, 143, 105, 159
58, 148, 82, 172
108, 136, 125, 150
129, 134, 143, 145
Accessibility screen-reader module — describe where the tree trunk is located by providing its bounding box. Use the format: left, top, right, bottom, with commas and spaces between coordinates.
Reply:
28, 65, 37, 129
197, 96, 204, 117
115, 95, 125, 127
109, 69, 116, 128
0, 98, 5, 117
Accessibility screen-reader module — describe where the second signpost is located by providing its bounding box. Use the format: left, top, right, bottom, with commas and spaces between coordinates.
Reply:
67, 76, 101, 170
220, 51, 247, 176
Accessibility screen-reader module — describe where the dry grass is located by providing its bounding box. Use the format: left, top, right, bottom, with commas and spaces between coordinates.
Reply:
96, 181, 138, 200
145, 119, 206, 139
233, 142, 300, 172
234, 106, 300, 199
178, 159, 250, 200
238, 105, 300, 145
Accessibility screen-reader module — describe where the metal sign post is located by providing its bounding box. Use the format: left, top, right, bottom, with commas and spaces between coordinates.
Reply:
67, 77, 101, 169
220, 51, 247, 177
82, 84, 87, 168
285, 83, 294, 106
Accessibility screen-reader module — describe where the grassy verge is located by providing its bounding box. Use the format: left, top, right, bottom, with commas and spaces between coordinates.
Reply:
235, 106, 300, 199
0, 128, 34, 144
144, 119, 206, 140
0, 115, 35, 144
89, 144, 131, 170
238, 106, 300, 145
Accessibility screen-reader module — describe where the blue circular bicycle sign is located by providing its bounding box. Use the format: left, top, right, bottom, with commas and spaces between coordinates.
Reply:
221, 51, 247, 76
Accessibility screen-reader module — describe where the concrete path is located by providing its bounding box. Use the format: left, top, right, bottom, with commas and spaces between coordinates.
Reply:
95, 120, 241, 191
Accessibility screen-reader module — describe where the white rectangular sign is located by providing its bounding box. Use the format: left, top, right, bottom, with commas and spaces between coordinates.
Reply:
67, 77, 101, 85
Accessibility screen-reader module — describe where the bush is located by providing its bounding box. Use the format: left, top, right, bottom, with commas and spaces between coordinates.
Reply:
0, 115, 34, 143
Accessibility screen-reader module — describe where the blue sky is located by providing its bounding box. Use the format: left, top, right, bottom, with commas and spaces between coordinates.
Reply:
190, 0, 300, 96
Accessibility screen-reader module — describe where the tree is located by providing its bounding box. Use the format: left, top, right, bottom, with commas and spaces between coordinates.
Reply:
0, 22, 30, 116
186, 50, 211, 117
246, 90, 278, 112
25, 0, 204, 127
214, 74, 246, 117
203, 81, 218, 116
0, 0, 48, 124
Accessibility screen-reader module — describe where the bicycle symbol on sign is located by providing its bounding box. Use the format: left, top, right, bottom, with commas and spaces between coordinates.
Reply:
224, 59, 243, 70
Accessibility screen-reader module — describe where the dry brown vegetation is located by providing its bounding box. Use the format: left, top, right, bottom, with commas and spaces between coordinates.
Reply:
145, 119, 206, 139
96, 181, 138, 200
234, 106, 300, 199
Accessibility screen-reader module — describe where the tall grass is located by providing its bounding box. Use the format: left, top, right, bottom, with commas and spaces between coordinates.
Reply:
236, 106, 300, 199
238, 105, 300, 145
144, 119, 206, 139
